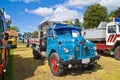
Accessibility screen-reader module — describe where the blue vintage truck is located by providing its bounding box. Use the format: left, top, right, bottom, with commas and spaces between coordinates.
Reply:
31, 21, 100, 76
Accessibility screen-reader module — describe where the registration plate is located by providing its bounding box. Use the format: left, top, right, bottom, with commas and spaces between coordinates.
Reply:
82, 58, 90, 64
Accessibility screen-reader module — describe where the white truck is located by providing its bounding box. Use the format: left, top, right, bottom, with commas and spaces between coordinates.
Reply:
82, 18, 120, 60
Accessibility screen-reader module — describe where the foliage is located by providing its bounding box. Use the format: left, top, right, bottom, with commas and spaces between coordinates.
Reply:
23, 32, 32, 38
83, 4, 108, 29
106, 11, 115, 21
18, 33, 23, 40
74, 18, 82, 27
32, 31, 38, 35
10, 26, 20, 32
115, 7, 120, 18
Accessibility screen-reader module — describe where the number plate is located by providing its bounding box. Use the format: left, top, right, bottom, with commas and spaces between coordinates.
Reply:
82, 58, 90, 64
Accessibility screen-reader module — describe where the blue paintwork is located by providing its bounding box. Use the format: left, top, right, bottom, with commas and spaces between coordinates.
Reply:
46, 24, 96, 61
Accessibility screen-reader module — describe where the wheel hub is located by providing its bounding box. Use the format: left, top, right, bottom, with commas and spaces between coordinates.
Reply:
51, 58, 57, 72
117, 50, 120, 57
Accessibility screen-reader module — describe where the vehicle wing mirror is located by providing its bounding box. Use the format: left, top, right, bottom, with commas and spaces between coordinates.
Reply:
53, 35, 57, 39
83, 32, 86, 37
5, 33, 9, 40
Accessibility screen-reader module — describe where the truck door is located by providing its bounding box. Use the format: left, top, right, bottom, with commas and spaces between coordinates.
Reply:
106, 25, 117, 46
47, 29, 54, 54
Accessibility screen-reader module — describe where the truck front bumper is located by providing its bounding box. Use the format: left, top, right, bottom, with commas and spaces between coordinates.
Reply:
59, 55, 100, 68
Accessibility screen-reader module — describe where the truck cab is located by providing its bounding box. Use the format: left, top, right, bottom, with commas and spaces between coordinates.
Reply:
32, 21, 100, 76
106, 22, 120, 46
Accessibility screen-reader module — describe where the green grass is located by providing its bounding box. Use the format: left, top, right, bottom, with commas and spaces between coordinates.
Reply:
18, 41, 26, 46
5, 49, 14, 80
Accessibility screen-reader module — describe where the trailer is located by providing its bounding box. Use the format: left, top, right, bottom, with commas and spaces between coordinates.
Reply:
30, 21, 100, 76
82, 18, 120, 60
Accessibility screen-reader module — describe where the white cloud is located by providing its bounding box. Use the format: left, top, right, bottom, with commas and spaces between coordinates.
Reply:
25, 7, 54, 16
44, 6, 82, 21
64, 0, 99, 9
64, 0, 120, 12
10, 0, 39, 3
28, 25, 36, 30
4, 11, 11, 19
99, 0, 120, 12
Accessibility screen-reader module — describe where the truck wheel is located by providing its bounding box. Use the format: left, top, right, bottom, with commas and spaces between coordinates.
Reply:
0, 72, 5, 80
33, 49, 41, 59
87, 64, 95, 70
114, 46, 120, 60
49, 53, 64, 76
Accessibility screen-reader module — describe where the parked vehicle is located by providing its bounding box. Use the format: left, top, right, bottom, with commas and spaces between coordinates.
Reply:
82, 18, 120, 60
31, 21, 100, 76
0, 8, 11, 80
6, 30, 18, 48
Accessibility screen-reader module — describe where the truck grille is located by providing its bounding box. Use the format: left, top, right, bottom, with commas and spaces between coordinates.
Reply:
82, 46, 90, 56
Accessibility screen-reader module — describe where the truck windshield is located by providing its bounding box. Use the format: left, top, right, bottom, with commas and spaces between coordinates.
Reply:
55, 28, 81, 37
118, 24, 120, 33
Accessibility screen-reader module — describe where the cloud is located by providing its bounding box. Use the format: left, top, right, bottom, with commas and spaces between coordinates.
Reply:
28, 25, 36, 30
10, 0, 40, 3
64, 0, 99, 9
64, 0, 120, 12
4, 11, 11, 19
99, 0, 120, 12
44, 6, 82, 21
25, 0, 120, 23
25, 7, 54, 16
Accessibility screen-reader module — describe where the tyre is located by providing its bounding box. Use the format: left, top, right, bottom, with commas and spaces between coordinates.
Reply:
87, 64, 95, 70
0, 72, 5, 80
49, 52, 64, 76
114, 46, 120, 60
32, 49, 41, 59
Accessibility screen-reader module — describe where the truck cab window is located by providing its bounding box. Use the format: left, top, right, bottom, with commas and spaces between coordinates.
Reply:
71, 29, 80, 37
118, 24, 120, 33
108, 25, 116, 33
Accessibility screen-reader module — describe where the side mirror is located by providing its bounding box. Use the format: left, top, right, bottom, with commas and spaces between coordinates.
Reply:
83, 32, 86, 37
5, 33, 9, 40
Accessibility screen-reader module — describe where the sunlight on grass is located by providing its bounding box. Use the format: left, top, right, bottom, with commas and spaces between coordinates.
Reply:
5, 49, 14, 80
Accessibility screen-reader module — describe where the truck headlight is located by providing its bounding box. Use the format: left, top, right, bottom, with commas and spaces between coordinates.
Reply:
93, 46, 96, 50
75, 46, 80, 52
64, 48, 69, 53
95, 51, 98, 56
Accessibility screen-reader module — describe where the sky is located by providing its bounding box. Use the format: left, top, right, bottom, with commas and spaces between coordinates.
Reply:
0, 0, 120, 34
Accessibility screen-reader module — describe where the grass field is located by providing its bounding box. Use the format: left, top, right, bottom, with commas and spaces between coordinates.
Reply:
5, 42, 120, 80
5, 41, 26, 80
5, 49, 14, 80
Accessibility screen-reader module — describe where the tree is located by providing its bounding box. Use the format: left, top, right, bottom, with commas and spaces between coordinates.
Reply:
106, 11, 115, 21
23, 32, 32, 38
115, 7, 120, 18
83, 4, 108, 29
32, 31, 38, 35
18, 33, 22, 40
74, 18, 81, 27
10, 26, 20, 32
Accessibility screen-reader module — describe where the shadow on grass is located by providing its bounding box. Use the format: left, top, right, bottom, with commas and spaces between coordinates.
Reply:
97, 50, 115, 59
13, 54, 46, 80
64, 63, 102, 76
